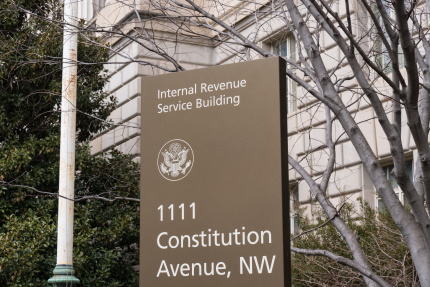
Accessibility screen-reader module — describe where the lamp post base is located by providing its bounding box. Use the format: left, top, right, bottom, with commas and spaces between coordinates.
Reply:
48, 265, 80, 287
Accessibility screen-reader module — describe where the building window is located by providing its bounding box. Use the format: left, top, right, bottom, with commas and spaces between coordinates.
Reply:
376, 160, 412, 211
274, 36, 297, 114
371, 0, 404, 75
374, 38, 392, 74
290, 184, 300, 236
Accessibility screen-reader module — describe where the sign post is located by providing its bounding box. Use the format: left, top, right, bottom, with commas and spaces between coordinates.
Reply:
140, 57, 289, 286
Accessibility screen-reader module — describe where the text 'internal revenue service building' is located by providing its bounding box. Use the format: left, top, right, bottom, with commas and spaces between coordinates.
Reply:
140, 57, 290, 287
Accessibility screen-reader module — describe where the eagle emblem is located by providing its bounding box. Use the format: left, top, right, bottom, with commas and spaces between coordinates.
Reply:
158, 139, 194, 181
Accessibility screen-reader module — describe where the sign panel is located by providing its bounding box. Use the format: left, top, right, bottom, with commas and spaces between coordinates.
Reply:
140, 57, 289, 287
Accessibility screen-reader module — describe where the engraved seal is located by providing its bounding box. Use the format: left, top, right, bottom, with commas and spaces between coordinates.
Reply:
158, 139, 194, 181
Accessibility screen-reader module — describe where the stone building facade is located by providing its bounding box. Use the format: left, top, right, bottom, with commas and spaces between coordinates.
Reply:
77, 0, 425, 234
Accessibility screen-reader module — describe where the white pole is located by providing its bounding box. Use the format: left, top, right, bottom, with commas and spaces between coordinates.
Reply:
48, 0, 80, 284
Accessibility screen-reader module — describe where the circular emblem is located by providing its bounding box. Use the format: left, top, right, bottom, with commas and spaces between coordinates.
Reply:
157, 139, 194, 181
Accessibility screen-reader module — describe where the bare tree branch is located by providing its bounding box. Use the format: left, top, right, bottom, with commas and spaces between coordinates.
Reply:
291, 247, 394, 287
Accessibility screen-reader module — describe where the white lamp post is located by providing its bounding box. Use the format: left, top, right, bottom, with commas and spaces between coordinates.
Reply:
48, 0, 80, 284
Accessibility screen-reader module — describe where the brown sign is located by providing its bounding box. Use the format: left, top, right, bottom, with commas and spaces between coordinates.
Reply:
140, 57, 289, 286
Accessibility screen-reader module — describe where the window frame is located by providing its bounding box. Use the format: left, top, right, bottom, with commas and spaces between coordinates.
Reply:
370, 0, 405, 76
272, 35, 298, 114
290, 184, 300, 236
376, 160, 413, 211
